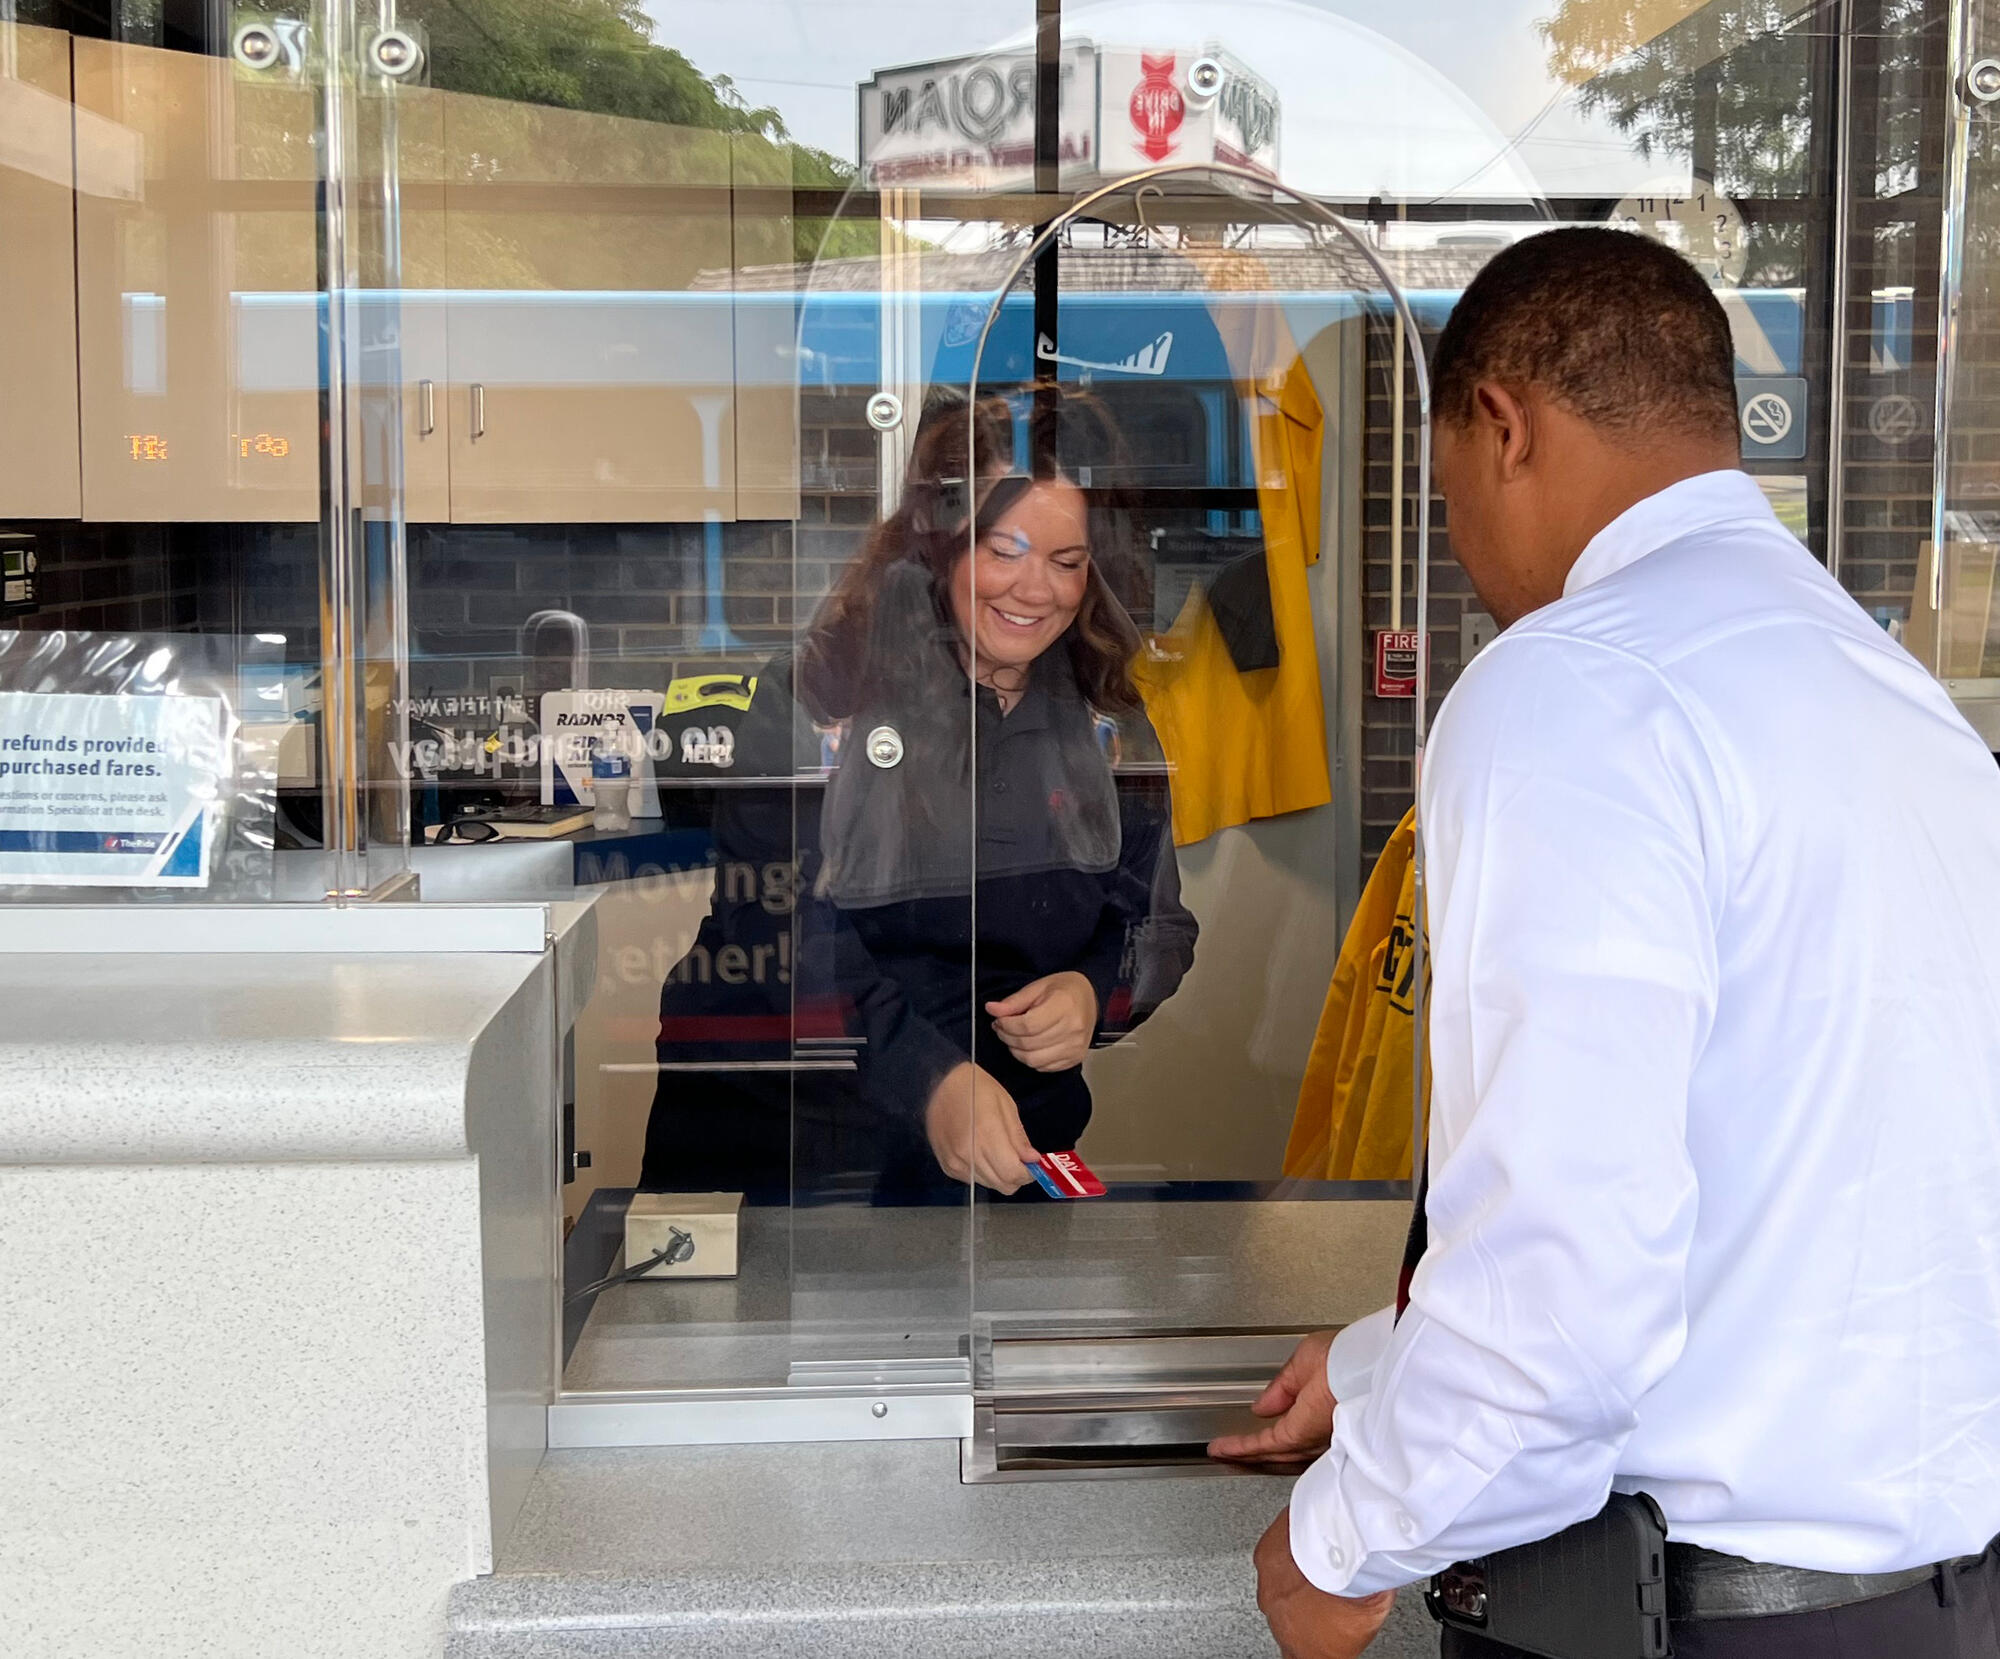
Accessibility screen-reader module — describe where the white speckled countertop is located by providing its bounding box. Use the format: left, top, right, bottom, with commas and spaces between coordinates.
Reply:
447, 1439, 1444, 1658
2, 887, 601, 1659
0, 898, 597, 1162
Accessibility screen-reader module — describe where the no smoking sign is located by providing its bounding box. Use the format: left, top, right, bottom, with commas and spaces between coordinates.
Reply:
1736, 377, 1808, 460
1868, 393, 1925, 448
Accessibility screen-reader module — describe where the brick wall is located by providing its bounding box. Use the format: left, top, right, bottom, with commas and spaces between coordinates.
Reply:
391, 387, 881, 707
1835, 1, 1947, 629
1361, 310, 1443, 870
14, 522, 202, 635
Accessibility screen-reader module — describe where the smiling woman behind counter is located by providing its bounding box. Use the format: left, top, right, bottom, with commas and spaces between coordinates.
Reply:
640, 390, 1196, 1202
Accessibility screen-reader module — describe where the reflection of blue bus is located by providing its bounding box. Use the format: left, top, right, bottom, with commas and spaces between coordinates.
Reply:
190, 282, 1839, 401
787, 286, 1824, 389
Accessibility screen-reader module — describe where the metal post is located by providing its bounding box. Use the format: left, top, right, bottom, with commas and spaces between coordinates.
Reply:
1826, 0, 1858, 581
315, 0, 366, 900
1032, 0, 1062, 476
367, 0, 413, 864
1931, 0, 1976, 653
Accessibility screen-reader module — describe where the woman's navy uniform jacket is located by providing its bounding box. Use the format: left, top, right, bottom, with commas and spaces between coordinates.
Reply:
640, 652, 1196, 1202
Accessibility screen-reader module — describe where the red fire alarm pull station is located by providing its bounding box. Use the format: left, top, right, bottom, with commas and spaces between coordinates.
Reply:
1373, 629, 1421, 698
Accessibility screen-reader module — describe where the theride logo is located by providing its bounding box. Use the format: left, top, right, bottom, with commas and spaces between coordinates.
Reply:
1130, 54, 1184, 162
101, 833, 162, 853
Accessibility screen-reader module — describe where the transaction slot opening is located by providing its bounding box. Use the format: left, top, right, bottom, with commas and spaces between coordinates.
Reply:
963, 1327, 1324, 1482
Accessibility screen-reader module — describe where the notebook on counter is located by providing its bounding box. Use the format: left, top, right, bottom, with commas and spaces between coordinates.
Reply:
429, 803, 594, 841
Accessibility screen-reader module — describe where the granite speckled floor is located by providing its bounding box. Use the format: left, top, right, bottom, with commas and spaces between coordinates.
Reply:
446, 1439, 1442, 1658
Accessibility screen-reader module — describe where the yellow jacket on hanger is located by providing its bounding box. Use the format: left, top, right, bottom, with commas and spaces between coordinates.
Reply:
1283, 808, 1428, 1181
1133, 250, 1333, 848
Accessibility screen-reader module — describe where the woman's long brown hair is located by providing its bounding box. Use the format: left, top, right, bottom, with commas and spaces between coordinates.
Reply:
797, 387, 1147, 726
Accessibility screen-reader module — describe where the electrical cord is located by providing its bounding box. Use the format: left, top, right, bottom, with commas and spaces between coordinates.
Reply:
565, 1225, 695, 1304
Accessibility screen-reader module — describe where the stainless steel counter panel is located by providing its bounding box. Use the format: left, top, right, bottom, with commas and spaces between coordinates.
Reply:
563, 1198, 1410, 1393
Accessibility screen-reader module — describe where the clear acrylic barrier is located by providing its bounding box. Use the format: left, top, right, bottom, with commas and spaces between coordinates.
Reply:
552, 0, 1861, 1415
954, 170, 1430, 1402
550, 6, 1037, 1400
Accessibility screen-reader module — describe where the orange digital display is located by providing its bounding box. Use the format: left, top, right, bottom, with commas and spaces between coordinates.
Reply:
127, 434, 169, 462
234, 432, 294, 459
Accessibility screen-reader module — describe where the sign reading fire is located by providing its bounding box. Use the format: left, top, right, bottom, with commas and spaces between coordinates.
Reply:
1373, 630, 1422, 699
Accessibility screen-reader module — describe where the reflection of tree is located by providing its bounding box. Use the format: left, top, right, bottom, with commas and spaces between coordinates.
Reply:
1541, 0, 1814, 187
407, 0, 782, 136
1543, 0, 1933, 284
1543, 0, 1816, 279
401, 0, 868, 260
1867, 0, 1934, 197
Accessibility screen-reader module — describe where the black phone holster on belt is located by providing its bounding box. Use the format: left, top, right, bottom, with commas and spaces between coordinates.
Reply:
1425, 1492, 1672, 1659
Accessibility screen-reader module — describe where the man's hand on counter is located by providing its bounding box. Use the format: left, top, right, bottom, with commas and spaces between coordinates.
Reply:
1255, 1508, 1395, 1659
1208, 1328, 1338, 1466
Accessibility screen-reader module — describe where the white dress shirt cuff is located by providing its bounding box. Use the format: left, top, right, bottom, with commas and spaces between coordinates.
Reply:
1289, 1442, 1429, 1597
1326, 1305, 1394, 1400
1282, 1310, 1405, 1596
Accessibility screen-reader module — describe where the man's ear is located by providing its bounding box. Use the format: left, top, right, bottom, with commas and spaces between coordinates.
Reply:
1473, 380, 1535, 480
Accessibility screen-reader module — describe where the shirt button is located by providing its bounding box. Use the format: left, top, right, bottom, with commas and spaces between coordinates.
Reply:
992, 777, 1008, 793
1329, 1546, 1346, 1569
1397, 1513, 1418, 1541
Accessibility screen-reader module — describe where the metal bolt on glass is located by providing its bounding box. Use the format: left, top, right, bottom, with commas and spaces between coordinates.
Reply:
230, 22, 282, 70
367, 29, 422, 78
866, 725, 904, 768
1963, 57, 2000, 103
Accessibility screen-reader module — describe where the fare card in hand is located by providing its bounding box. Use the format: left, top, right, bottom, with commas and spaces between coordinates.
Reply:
1029, 1150, 1107, 1199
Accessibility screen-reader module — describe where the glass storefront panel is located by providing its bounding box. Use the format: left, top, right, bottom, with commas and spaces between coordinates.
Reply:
1924, 0, 2000, 741
5, 0, 1982, 1427
0, 3, 411, 900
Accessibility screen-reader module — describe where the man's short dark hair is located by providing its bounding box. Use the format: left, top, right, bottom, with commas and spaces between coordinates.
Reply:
1430, 227, 1739, 446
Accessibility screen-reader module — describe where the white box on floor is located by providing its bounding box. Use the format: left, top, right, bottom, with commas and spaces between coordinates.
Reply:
623, 1191, 742, 1279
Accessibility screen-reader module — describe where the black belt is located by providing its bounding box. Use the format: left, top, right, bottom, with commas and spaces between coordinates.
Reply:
1667, 1542, 1960, 1620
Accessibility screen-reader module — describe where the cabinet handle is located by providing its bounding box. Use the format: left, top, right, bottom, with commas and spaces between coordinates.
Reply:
417, 378, 435, 437
470, 382, 485, 441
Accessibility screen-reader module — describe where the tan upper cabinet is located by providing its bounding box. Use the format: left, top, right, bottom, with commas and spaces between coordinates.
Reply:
443, 93, 737, 525
0, 24, 84, 520
730, 134, 801, 524
375, 85, 451, 524
56, 49, 789, 530
74, 40, 320, 523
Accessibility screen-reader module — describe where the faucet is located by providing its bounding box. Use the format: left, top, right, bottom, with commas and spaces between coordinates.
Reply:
522, 609, 590, 700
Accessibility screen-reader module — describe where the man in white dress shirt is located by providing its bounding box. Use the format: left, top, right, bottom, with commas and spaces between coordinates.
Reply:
1213, 228, 2000, 1657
